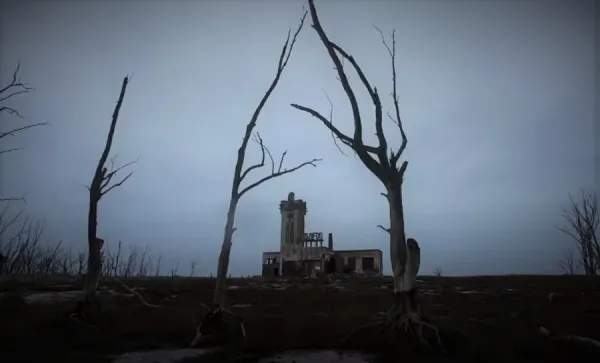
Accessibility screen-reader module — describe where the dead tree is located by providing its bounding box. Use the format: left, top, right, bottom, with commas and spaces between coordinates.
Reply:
291, 0, 443, 349
190, 11, 320, 347
558, 248, 576, 275
72, 77, 137, 322
1, 61, 47, 201
557, 190, 599, 276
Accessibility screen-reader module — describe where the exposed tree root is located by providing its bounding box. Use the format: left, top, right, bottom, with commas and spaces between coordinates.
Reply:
190, 304, 246, 347
344, 291, 445, 353
377, 307, 445, 352
69, 278, 163, 326
113, 277, 164, 309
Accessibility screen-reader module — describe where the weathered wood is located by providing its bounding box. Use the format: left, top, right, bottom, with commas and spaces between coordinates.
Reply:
193, 10, 320, 347
73, 77, 136, 323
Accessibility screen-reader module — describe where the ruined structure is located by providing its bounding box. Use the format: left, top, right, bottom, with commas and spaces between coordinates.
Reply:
262, 192, 383, 277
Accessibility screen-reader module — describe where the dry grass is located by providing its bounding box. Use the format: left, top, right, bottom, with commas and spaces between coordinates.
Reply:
1, 274, 599, 363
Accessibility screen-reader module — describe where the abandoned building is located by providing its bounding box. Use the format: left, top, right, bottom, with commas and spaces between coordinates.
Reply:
262, 192, 383, 277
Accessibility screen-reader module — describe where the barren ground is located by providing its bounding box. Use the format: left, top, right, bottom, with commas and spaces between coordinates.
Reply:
1, 275, 599, 363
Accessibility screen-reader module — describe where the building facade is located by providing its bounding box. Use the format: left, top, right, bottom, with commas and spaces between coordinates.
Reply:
262, 192, 383, 277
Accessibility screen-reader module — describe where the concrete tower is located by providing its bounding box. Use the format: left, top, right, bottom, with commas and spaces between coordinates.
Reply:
279, 192, 307, 262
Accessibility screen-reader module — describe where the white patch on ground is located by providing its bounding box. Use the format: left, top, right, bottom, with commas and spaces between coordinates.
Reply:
3, 289, 137, 305
256, 350, 377, 363
23, 290, 81, 304
111, 348, 216, 363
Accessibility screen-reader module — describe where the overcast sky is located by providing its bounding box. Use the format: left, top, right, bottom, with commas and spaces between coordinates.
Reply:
0, 0, 597, 276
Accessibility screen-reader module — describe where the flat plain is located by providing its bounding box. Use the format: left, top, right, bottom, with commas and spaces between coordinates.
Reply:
1, 275, 599, 363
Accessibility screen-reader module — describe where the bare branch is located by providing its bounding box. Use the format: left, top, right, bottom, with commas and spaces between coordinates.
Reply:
100, 156, 138, 191
0, 196, 26, 202
0, 61, 33, 121
0, 63, 48, 155
291, 1, 414, 182
373, 26, 407, 166
556, 190, 599, 275
558, 248, 576, 275
326, 41, 389, 169
291, 103, 379, 154
0, 123, 48, 141
0, 201, 25, 238
231, 10, 318, 200
114, 277, 163, 309
233, 11, 308, 186
0, 61, 34, 103
320, 89, 348, 156
100, 172, 133, 198
239, 133, 269, 183
377, 225, 390, 233
0, 148, 24, 155
238, 157, 320, 199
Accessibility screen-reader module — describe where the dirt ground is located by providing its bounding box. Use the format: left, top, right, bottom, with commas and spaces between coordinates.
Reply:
1, 275, 599, 363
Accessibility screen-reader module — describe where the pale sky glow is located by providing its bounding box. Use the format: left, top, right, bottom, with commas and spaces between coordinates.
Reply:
0, 0, 597, 276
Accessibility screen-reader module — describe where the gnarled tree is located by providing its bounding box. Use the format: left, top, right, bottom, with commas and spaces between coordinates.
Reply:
191, 11, 321, 347
292, 0, 443, 349
71, 77, 138, 323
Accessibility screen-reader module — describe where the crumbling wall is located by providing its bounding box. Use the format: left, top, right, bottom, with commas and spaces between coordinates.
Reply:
282, 260, 304, 276
262, 264, 280, 277
333, 253, 344, 273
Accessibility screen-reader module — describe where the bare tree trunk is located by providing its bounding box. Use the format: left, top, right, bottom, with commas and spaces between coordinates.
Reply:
213, 198, 238, 306
190, 11, 320, 347
292, 0, 443, 350
71, 77, 137, 323
388, 184, 422, 319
